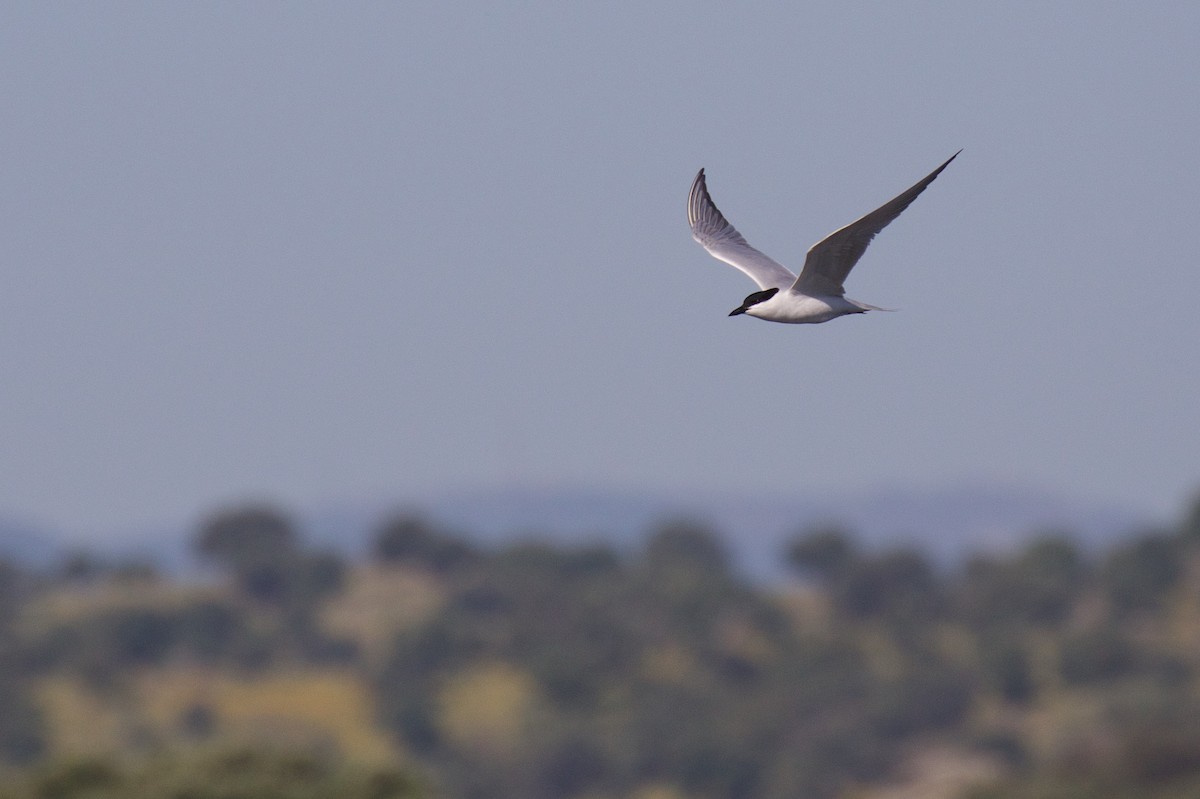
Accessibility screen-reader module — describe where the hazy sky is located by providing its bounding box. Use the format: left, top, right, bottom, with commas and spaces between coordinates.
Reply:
3, 3, 1199, 535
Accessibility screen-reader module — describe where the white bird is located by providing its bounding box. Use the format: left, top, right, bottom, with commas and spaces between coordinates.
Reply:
688, 151, 959, 323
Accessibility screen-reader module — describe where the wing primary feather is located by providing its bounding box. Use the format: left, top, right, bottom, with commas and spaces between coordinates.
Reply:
792, 150, 960, 297
687, 169, 796, 290
688, 168, 748, 247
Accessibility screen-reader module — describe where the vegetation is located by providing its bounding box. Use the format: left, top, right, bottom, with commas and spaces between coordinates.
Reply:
3, 494, 1200, 798
0, 748, 422, 799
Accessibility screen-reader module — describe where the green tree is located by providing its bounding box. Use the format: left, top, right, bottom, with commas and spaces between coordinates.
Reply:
783, 525, 858, 582
957, 535, 1086, 629
194, 504, 345, 609
644, 518, 731, 578
195, 505, 300, 604
1101, 532, 1181, 614
372, 514, 477, 574
830, 548, 941, 624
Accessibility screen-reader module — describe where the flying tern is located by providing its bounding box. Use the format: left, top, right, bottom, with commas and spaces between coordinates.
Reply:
688, 151, 959, 323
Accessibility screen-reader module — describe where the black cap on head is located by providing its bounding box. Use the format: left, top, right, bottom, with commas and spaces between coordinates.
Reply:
730, 287, 778, 316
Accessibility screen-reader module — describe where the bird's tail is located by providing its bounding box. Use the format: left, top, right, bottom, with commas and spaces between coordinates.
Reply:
850, 299, 896, 313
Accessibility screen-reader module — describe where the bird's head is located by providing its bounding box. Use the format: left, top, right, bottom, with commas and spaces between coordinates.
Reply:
729, 287, 779, 316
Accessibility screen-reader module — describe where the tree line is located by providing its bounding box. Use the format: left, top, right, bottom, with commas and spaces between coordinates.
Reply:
2, 495, 1200, 798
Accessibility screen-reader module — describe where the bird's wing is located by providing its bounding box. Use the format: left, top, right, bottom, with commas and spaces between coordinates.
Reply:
792, 150, 960, 297
688, 169, 796, 291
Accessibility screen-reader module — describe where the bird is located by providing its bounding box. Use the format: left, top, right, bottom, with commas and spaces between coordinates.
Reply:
687, 151, 960, 324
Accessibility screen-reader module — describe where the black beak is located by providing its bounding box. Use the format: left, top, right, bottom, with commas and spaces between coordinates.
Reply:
729, 306, 747, 316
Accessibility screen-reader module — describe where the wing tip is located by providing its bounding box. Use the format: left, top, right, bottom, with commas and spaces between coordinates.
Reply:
915, 149, 962, 191
687, 168, 709, 228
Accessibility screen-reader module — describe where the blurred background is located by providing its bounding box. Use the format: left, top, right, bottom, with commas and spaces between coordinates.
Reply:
2, 3, 1199, 798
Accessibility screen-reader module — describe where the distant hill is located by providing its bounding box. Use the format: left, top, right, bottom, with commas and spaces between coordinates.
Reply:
306, 483, 1148, 578
15, 483, 1151, 579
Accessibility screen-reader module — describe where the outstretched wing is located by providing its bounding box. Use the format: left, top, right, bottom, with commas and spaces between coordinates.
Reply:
793, 151, 960, 297
688, 169, 796, 291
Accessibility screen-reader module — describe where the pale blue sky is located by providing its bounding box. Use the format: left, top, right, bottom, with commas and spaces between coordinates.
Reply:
3, 3, 1198, 535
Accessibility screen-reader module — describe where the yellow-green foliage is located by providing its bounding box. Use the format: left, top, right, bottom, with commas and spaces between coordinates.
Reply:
436, 662, 538, 760
712, 612, 776, 667
158, 669, 400, 762
321, 566, 445, 666
0, 747, 423, 799
630, 785, 690, 799
853, 745, 1004, 799
36, 669, 399, 764
856, 624, 909, 681
638, 643, 698, 683
18, 581, 217, 636
34, 678, 127, 757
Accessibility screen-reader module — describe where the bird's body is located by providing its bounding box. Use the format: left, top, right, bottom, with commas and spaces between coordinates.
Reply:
688, 151, 959, 324
741, 292, 877, 324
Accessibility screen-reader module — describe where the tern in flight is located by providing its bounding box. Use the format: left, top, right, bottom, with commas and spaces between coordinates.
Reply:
688, 151, 959, 323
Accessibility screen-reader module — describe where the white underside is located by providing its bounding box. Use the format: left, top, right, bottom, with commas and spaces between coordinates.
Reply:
744, 292, 872, 324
